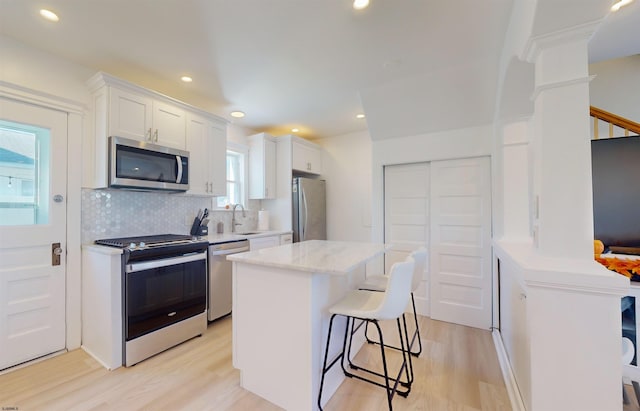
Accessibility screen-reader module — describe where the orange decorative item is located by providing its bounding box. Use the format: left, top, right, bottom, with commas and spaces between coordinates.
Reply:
596, 256, 640, 280
594, 239, 604, 256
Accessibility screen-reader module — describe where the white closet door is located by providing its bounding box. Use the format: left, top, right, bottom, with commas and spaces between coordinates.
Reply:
384, 163, 430, 316
430, 157, 492, 329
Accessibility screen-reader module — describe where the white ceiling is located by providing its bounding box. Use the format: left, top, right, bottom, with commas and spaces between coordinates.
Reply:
0, 0, 637, 140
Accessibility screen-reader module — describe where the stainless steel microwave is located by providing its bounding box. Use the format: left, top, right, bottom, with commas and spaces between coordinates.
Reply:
109, 136, 189, 192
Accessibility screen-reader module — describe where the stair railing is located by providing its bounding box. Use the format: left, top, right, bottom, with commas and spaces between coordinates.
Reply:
590, 106, 640, 139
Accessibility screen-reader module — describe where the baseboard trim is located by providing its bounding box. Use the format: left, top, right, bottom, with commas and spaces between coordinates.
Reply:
492, 329, 526, 411
0, 349, 67, 375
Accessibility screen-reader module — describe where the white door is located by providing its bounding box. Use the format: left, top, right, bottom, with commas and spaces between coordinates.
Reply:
0, 98, 68, 370
384, 163, 430, 316
430, 157, 492, 329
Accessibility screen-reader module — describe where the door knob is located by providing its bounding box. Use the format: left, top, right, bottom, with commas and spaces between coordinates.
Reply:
52, 243, 62, 266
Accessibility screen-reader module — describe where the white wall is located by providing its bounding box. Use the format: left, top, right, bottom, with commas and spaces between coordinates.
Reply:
0, 35, 93, 104
316, 131, 372, 242
589, 55, 640, 123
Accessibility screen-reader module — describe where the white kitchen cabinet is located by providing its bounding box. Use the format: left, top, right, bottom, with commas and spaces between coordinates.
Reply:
258, 135, 325, 233
108, 86, 186, 149
85, 72, 227, 189
249, 235, 280, 250
248, 133, 276, 199
280, 233, 293, 245
186, 113, 227, 196
81, 246, 124, 370
292, 138, 322, 175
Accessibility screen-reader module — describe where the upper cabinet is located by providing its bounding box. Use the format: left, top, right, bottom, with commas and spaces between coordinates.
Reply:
292, 138, 322, 175
186, 113, 227, 196
108, 85, 186, 149
248, 133, 276, 199
85, 72, 227, 190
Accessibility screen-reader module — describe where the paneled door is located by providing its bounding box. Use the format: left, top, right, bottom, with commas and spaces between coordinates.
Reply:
0, 98, 68, 370
384, 163, 430, 316
430, 157, 492, 329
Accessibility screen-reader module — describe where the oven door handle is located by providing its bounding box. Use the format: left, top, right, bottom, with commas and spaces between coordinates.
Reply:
126, 251, 206, 274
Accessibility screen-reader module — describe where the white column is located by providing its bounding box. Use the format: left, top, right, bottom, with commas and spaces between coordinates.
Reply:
529, 38, 594, 259
501, 120, 533, 241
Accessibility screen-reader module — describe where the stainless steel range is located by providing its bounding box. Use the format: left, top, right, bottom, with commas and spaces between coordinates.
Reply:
95, 234, 209, 366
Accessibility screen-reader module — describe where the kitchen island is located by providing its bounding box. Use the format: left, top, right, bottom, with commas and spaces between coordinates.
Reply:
228, 240, 389, 411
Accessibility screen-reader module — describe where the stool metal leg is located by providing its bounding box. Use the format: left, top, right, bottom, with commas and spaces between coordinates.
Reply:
320, 314, 414, 411
318, 314, 343, 411
363, 292, 422, 357
343, 316, 413, 398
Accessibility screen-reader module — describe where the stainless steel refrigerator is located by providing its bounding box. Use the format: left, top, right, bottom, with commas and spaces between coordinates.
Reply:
292, 177, 326, 242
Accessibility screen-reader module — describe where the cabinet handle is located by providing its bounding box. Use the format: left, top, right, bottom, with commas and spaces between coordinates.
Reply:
265, 187, 269, 197
154, 129, 159, 142
209, 182, 213, 192
205, 182, 209, 193
307, 162, 311, 171
147, 128, 153, 141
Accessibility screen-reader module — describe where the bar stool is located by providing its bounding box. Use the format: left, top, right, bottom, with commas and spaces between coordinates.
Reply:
317, 258, 415, 411
359, 247, 427, 357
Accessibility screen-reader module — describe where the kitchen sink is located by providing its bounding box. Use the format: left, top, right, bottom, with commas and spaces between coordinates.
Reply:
236, 231, 261, 235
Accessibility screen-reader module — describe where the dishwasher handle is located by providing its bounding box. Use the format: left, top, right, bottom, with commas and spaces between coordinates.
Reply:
209, 241, 250, 255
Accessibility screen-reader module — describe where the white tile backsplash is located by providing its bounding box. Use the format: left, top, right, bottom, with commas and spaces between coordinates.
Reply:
81, 189, 258, 243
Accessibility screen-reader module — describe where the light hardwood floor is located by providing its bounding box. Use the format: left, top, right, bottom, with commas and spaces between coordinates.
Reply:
0, 315, 511, 411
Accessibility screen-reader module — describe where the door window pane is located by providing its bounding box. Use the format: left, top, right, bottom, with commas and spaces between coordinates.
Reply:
0, 120, 50, 225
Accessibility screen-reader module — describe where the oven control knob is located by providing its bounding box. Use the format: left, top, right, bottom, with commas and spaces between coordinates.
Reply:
139, 242, 146, 248
129, 242, 137, 249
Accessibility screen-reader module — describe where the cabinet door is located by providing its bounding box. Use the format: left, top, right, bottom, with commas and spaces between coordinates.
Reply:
109, 87, 153, 142
249, 236, 280, 250
264, 138, 276, 199
152, 101, 186, 149
186, 114, 210, 195
209, 121, 227, 196
307, 145, 322, 174
292, 141, 322, 174
280, 233, 293, 245
249, 135, 276, 199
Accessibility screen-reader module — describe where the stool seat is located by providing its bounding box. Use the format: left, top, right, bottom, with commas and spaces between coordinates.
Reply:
330, 290, 385, 318
359, 274, 388, 292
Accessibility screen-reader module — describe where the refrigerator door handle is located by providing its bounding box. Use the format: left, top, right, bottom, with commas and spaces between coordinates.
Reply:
301, 185, 308, 241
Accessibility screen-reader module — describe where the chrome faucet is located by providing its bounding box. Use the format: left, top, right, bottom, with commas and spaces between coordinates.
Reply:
231, 203, 246, 233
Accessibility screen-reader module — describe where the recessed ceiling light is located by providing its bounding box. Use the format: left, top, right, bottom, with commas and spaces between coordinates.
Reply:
356, 113, 366, 119
39, 9, 59, 22
181, 76, 193, 83
291, 128, 299, 133
353, 0, 370, 10
230, 111, 245, 118
611, 0, 634, 11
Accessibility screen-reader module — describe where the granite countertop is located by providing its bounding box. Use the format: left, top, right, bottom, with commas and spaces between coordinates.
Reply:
227, 240, 390, 274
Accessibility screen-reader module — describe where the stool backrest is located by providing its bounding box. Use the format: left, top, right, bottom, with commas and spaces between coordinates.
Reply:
376, 257, 415, 321
409, 247, 427, 292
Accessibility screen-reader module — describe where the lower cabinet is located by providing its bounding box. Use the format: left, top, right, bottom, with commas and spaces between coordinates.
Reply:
249, 235, 280, 251
280, 233, 293, 245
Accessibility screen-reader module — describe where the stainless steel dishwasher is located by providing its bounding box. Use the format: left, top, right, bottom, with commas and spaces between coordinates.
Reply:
208, 239, 250, 321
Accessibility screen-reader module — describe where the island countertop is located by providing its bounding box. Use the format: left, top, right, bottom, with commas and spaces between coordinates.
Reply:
227, 240, 389, 274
